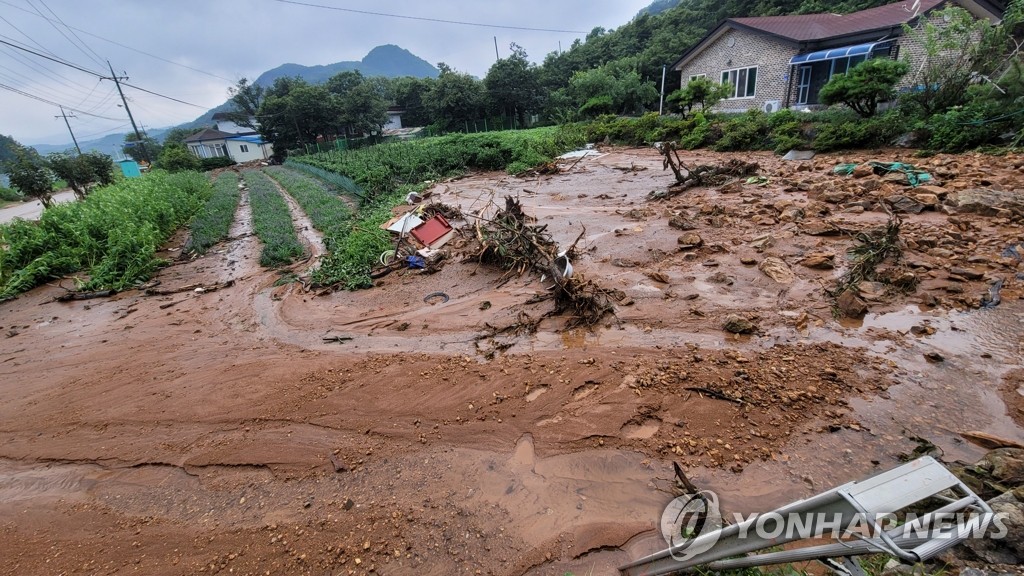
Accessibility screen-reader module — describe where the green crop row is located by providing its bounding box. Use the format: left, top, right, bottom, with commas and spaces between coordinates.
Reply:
184, 171, 241, 254
300, 127, 585, 202
242, 169, 304, 268
262, 166, 353, 250
0, 170, 211, 298
281, 159, 366, 204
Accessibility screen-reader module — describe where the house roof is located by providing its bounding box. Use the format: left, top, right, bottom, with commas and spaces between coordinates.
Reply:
183, 128, 234, 143
730, 0, 945, 43
672, 0, 1003, 71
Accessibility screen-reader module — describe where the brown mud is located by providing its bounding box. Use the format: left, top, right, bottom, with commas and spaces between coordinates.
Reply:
1, 151, 1022, 575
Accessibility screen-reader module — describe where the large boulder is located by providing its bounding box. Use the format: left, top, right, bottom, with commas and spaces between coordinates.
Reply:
948, 189, 1024, 217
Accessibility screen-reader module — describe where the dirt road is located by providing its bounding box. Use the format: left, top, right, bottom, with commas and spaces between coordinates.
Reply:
1, 148, 1022, 575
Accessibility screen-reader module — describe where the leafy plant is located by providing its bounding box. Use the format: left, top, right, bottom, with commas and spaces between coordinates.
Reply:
185, 171, 240, 254
6, 145, 53, 207
819, 58, 909, 117
0, 186, 23, 202
200, 156, 236, 171
158, 144, 201, 172
242, 169, 304, 267
667, 77, 731, 116
0, 171, 210, 298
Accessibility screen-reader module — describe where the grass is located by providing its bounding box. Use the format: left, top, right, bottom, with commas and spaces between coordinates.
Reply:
293, 127, 584, 289
281, 159, 366, 204
262, 166, 353, 250
184, 171, 240, 254
0, 170, 210, 298
242, 169, 304, 268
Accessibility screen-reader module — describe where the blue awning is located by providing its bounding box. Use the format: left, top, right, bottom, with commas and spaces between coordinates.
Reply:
789, 41, 890, 65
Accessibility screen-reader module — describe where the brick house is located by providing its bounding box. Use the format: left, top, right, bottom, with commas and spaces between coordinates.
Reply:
671, 0, 1004, 113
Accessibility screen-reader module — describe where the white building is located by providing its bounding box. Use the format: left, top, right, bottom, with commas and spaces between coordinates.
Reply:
183, 128, 273, 162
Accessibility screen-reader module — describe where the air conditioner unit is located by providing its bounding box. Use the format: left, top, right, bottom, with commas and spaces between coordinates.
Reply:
763, 100, 783, 113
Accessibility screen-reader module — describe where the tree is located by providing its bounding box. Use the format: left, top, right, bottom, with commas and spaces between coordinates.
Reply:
341, 81, 388, 135
122, 133, 162, 163
567, 59, 660, 117
326, 70, 389, 136
667, 77, 731, 116
820, 58, 908, 117
484, 44, 542, 125
388, 76, 435, 127
900, 5, 1010, 116
158, 145, 201, 172
162, 126, 205, 147
227, 78, 264, 130
425, 64, 487, 131
46, 151, 116, 200
7, 145, 53, 207
257, 77, 341, 156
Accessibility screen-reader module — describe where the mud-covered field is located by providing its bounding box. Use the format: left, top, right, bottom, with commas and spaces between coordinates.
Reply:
1, 148, 1022, 575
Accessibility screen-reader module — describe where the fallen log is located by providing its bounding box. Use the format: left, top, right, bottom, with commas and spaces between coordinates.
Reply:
54, 289, 117, 302
144, 279, 234, 296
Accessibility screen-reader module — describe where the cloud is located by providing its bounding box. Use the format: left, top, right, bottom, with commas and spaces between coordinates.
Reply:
0, 0, 651, 145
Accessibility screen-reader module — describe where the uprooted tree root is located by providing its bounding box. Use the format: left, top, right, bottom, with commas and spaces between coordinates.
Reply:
469, 196, 619, 330
829, 206, 916, 311
651, 141, 760, 199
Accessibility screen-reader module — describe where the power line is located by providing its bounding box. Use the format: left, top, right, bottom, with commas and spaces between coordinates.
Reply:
0, 37, 206, 108
25, 0, 104, 68
35, 0, 106, 65
269, 0, 588, 34
0, 12, 58, 57
0, 82, 124, 120
0, 37, 103, 76
0, 0, 235, 82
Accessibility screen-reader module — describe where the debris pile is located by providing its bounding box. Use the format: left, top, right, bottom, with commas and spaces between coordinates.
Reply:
651, 141, 760, 198
471, 196, 617, 329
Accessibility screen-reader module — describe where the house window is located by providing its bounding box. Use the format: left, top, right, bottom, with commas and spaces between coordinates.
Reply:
239, 144, 249, 153
829, 55, 867, 79
720, 66, 757, 98
688, 74, 706, 82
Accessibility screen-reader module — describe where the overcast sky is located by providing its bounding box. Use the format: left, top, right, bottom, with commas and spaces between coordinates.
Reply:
0, 0, 652, 146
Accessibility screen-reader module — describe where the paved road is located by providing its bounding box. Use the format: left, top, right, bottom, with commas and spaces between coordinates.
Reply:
0, 191, 77, 224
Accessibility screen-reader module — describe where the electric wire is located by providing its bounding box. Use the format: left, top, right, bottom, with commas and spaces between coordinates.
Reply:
269, 0, 588, 34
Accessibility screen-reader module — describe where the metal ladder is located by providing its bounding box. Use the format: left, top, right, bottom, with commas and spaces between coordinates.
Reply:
620, 457, 995, 576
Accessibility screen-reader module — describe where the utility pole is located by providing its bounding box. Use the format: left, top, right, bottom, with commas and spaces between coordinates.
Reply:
56, 106, 81, 154
494, 37, 500, 62
659, 64, 667, 115
106, 60, 148, 163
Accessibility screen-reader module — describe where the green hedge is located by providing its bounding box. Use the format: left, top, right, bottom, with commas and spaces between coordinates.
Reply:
184, 171, 240, 254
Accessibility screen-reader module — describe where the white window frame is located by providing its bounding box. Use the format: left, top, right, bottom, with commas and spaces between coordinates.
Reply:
239, 144, 249, 153
688, 73, 706, 82
720, 66, 758, 99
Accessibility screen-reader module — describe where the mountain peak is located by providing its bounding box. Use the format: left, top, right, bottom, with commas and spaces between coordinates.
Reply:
255, 44, 438, 87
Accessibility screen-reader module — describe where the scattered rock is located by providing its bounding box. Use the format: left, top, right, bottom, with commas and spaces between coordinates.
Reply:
749, 234, 774, 250
858, 281, 887, 302
852, 164, 874, 178
887, 195, 926, 214
949, 266, 985, 281
836, 291, 868, 318
677, 232, 704, 249
923, 351, 945, 363
779, 206, 805, 222
951, 189, 1024, 217
820, 190, 851, 204
707, 271, 734, 285
758, 257, 795, 284
799, 252, 835, 270
740, 256, 757, 265
723, 314, 756, 334
914, 193, 940, 208
669, 216, 698, 230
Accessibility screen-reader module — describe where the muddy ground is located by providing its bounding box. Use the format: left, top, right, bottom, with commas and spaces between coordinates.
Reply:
1, 147, 1023, 575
